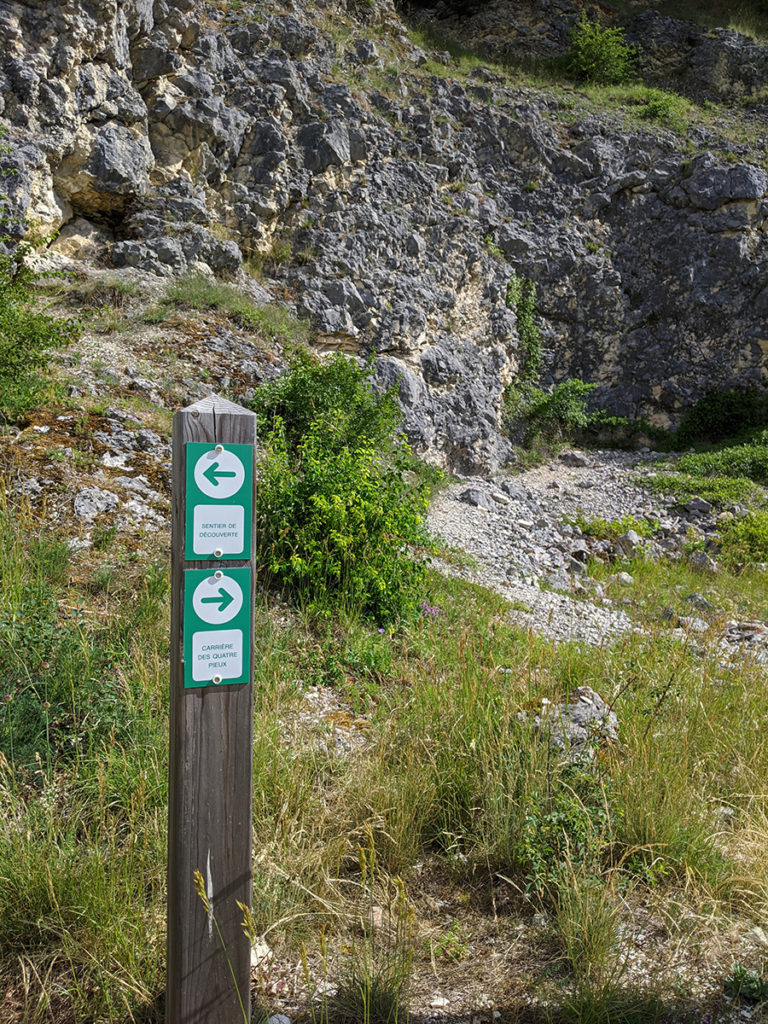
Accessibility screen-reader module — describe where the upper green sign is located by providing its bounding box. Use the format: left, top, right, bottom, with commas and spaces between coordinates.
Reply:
185, 442, 253, 561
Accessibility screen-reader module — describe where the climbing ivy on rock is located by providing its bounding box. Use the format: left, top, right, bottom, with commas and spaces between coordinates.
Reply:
506, 274, 542, 385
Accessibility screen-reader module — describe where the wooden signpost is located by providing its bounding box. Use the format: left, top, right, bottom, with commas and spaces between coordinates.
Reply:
168, 396, 257, 1024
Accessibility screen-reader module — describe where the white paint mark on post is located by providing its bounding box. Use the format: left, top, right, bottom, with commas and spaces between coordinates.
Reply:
206, 848, 214, 940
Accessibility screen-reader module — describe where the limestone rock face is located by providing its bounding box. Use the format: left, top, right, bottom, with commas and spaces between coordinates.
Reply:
2, 0, 768, 469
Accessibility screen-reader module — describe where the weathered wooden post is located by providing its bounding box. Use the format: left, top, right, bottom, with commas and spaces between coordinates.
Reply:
167, 395, 257, 1024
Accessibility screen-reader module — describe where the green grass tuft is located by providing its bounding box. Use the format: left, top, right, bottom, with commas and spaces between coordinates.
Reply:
642, 471, 765, 508
570, 512, 657, 541
144, 274, 309, 343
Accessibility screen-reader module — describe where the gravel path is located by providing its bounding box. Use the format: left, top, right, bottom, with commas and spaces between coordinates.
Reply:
427, 449, 671, 646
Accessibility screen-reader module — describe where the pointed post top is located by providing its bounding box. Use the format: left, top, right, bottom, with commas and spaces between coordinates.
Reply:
173, 394, 257, 447
179, 394, 257, 418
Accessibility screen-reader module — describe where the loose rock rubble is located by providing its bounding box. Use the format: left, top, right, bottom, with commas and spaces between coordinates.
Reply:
281, 685, 370, 754
431, 449, 660, 644
429, 447, 768, 652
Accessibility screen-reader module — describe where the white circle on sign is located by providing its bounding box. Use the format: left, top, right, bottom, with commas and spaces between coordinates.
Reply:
194, 447, 245, 500
192, 573, 243, 625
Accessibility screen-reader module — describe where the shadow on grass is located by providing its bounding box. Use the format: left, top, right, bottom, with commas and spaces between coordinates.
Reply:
289, 988, 730, 1024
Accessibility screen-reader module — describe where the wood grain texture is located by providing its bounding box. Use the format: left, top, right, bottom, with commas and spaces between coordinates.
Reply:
168, 396, 256, 1024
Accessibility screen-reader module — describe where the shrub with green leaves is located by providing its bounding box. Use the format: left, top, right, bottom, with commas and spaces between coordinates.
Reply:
0, 249, 78, 421
524, 379, 598, 438
253, 354, 429, 623
566, 14, 639, 85
636, 88, 691, 131
252, 349, 399, 455
675, 388, 768, 446
504, 273, 599, 448
516, 766, 614, 895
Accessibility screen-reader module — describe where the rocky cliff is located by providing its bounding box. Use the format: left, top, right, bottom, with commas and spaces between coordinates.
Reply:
2, 0, 768, 470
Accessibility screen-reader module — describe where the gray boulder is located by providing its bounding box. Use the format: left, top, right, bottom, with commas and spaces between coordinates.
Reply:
531, 686, 619, 762
73, 487, 119, 520
459, 488, 495, 511
297, 121, 351, 172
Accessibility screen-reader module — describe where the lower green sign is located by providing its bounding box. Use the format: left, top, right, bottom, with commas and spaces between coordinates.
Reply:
183, 568, 252, 689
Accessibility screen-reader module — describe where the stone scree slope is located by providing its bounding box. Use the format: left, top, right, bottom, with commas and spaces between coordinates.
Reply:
2, 0, 768, 470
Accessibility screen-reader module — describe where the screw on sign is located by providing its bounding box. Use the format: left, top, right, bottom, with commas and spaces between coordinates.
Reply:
168, 396, 256, 1024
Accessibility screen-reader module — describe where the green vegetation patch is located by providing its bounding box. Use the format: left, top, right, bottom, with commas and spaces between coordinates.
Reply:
570, 512, 657, 541
0, 505, 167, 768
0, 250, 79, 421
720, 509, 768, 566
676, 439, 768, 484
504, 274, 604, 462
3, 493, 768, 1019
642, 471, 765, 509
566, 14, 639, 85
252, 353, 430, 624
0, 498, 168, 1018
639, 397, 768, 509
724, 963, 768, 1003
506, 274, 542, 385
145, 273, 309, 343
634, 87, 694, 132
676, 388, 768, 447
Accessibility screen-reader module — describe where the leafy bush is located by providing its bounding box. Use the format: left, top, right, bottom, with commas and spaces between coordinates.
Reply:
675, 388, 768, 446
253, 354, 429, 624
636, 88, 690, 130
525, 379, 598, 437
0, 249, 78, 421
637, 89, 675, 121
253, 350, 398, 455
566, 14, 638, 85
515, 766, 614, 894
504, 273, 601, 452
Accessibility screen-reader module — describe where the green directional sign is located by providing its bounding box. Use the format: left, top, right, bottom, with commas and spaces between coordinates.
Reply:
185, 442, 253, 561
183, 567, 252, 688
